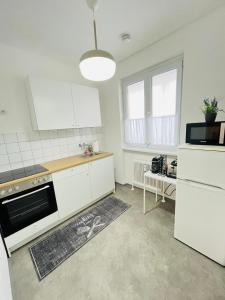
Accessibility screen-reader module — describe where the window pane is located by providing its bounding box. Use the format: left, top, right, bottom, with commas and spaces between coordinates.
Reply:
152, 69, 177, 117
127, 81, 145, 119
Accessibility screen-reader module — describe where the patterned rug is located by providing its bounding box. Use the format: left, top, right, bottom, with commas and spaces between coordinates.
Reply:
30, 196, 131, 280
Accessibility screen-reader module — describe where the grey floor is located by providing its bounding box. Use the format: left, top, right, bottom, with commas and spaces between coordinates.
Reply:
11, 184, 225, 300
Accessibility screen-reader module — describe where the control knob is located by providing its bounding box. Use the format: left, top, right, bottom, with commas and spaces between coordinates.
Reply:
33, 179, 38, 185
15, 185, 20, 191
8, 187, 13, 193
0, 190, 6, 196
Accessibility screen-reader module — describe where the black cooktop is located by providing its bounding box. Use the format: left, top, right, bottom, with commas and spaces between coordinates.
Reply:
0, 164, 48, 184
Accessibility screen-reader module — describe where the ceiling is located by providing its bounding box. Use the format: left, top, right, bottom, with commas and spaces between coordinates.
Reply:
0, 0, 224, 64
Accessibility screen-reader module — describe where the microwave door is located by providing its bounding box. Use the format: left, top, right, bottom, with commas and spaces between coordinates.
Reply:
186, 123, 222, 145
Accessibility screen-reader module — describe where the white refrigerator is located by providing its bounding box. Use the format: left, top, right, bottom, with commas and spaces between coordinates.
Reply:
174, 144, 225, 265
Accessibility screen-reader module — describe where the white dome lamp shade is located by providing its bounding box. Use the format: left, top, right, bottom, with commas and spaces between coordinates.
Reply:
80, 50, 116, 81
79, 0, 116, 81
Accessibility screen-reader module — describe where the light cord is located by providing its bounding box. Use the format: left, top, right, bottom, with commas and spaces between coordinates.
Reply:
93, 10, 98, 49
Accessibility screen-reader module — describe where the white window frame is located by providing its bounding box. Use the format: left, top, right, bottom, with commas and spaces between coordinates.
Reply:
121, 56, 183, 153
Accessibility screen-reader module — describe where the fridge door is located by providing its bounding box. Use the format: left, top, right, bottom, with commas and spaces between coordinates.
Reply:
174, 179, 225, 265
177, 148, 225, 189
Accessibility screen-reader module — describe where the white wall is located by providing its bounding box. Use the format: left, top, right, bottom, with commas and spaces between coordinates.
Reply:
99, 6, 225, 184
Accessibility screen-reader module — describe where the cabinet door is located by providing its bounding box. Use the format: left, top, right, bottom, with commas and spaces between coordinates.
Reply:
28, 77, 74, 130
53, 165, 92, 219
89, 156, 115, 200
71, 83, 102, 128
0, 234, 12, 300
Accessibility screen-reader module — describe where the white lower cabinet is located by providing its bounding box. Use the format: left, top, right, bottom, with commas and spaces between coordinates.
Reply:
89, 156, 115, 200
53, 156, 115, 219
52, 164, 92, 219
0, 235, 12, 300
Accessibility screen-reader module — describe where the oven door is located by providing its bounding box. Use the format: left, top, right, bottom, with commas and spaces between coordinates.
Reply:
186, 122, 223, 145
0, 182, 58, 237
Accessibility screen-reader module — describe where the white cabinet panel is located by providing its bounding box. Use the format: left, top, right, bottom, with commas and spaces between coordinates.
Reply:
89, 156, 115, 200
27, 77, 74, 130
71, 83, 102, 128
177, 148, 225, 189
0, 234, 12, 300
174, 179, 225, 265
53, 165, 92, 219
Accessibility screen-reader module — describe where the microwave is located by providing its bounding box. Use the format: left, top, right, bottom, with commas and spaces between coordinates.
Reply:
186, 122, 225, 145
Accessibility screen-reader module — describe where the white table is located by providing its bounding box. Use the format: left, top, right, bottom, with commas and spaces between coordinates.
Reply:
143, 171, 176, 214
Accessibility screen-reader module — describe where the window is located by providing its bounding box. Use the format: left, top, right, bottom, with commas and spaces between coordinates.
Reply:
122, 57, 182, 150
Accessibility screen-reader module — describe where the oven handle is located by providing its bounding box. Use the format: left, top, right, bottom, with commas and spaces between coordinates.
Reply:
1, 185, 50, 205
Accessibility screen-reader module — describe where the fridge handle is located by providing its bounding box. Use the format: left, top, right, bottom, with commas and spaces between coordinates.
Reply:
178, 178, 223, 192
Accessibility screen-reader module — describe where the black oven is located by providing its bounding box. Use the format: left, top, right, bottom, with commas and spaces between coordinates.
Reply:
186, 122, 225, 145
0, 176, 58, 237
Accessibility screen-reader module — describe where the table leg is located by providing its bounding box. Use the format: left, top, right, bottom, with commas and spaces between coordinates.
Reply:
143, 174, 146, 214
162, 180, 166, 203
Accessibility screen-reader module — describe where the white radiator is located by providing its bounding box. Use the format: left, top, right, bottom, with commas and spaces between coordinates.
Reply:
131, 160, 176, 200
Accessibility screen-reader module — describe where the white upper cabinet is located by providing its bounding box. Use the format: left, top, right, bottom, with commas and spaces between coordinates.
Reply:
27, 77, 74, 130
71, 83, 102, 128
27, 77, 102, 130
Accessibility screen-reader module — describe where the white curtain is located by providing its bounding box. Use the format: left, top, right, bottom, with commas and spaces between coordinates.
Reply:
124, 115, 177, 147
149, 115, 176, 146
124, 118, 145, 145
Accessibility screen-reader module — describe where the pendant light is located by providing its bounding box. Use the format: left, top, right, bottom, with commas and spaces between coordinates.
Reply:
79, 0, 116, 81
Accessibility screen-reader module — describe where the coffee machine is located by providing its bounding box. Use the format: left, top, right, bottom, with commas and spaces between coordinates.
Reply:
151, 155, 167, 175
167, 159, 177, 179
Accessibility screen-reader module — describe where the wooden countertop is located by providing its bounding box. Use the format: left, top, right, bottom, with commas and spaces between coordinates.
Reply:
0, 152, 113, 189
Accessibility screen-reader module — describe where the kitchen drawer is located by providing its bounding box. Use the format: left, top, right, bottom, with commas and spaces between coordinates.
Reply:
177, 148, 225, 189
52, 164, 88, 180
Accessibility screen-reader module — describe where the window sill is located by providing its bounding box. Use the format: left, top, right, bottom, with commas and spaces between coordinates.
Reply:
122, 146, 177, 156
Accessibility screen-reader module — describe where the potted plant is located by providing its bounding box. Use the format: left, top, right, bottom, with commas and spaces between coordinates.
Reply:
201, 97, 224, 123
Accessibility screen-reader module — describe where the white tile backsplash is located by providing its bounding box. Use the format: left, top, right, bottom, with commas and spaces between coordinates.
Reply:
0, 145, 7, 155
21, 151, 33, 161
23, 159, 35, 167
19, 141, 31, 152
6, 142, 20, 154
0, 128, 103, 172
0, 154, 9, 165
4, 133, 18, 144
10, 162, 23, 169
8, 153, 22, 164
0, 164, 11, 172
17, 132, 29, 142
30, 140, 41, 150
0, 134, 4, 145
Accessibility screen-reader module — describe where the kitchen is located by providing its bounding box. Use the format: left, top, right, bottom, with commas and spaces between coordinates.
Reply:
1, 1, 225, 299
